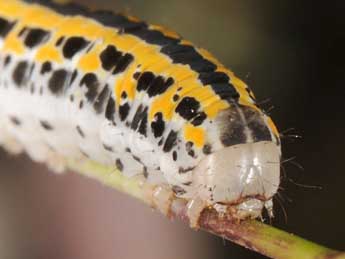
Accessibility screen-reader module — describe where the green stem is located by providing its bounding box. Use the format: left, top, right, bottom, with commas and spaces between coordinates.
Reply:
66, 159, 344, 259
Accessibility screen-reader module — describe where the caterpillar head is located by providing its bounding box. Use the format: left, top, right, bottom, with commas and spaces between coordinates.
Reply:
189, 106, 281, 222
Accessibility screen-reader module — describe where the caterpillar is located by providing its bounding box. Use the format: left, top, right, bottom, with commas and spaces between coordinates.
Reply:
0, 0, 281, 226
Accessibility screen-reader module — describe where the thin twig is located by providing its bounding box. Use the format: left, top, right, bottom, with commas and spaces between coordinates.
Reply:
66, 159, 345, 259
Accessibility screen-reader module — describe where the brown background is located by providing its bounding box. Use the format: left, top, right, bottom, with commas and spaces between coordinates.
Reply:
0, 0, 344, 258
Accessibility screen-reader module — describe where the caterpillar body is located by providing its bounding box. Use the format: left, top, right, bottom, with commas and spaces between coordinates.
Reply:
0, 0, 281, 226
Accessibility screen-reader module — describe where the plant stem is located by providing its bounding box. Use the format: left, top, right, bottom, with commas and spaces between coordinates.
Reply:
66, 159, 344, 259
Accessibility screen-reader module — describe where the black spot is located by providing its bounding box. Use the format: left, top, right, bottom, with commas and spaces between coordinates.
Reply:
63, 37, 89, 59
70, 95, 74, 102
4, 55, 11, 67
172, 151, 177, 161
209, 82, 240, 102
10, 116, 21, 126
144, 76, 174, 97
133, 71, 140, 80
143, 167, 148, 178
175, 97, 200, 121
100, 45, 122, 71
191, 111, 207, 126
13, 61, 28, 87
119, 103, 130, 121
40, 61, 52, 74
121, 91, 127, 99
70, 70, 78, 85
79, 100, 84, 109
132, 155, 141, 163
172, 185, 186, 195
163, 130, 178, 152
18, 27, 26, 37
138, 111, 148, 136
93, 84, 110, 114
55, 36, 65, 46
131, 105, 148, 134
105, 97, 116, 121
48, 69, 68, 95
158, 138, 164, 146
115, 159, 124, 171
0, 17, 16, 38
76, 125, 85, 138
173, 94, 179, 102
151, 112, 165, 138
178, 166, 195, 174
40, 120, 53, 131
125, 147, 131, 153
24, 28, 50, 48
103, 144, 113, 152
203, 144, 212, 155
185, 141, 195, 157
137, 71, 155, 92
112, 53, 134, 75
80, 73, 99, 102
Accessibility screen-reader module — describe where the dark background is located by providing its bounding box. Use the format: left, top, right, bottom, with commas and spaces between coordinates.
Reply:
0, 0, 344, 258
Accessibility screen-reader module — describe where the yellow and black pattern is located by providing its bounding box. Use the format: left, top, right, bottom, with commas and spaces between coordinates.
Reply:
0, 0, 280, 197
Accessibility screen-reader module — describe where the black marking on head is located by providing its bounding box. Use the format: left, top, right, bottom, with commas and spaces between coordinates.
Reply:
115, 158, 124, 171
100, 45, 122, 71
105, 96, 116, 121
151, 112, 165, 138
219, 108, 247, 147
4, 55, 11, 67
63, 37, 89, 59
13, 61, 28, 87
48, 69, 68, 95
76, 125, 85, 138
175, 97, 200, 121
172, 151, 177, 161
0, 17, 16, 38
70, 70, 78, 85
136, 71, 154, 91
163, 130, 178, 152
103, 144, 114, 152
40, 120, 53, 131
172, 185, 186, 195
93, 84, 110, 114
79, 100, 84, 109
203, 144, 212, 155
24, 28, 50, 48
40, 61, 52, 74
119, 103, 130, 121
112, 53, 134, 75
10, 116, 21, 126
80, 73, 99, 102
55, 36, 65, 46
191, 111, 207, 126
242, 106, 272, 142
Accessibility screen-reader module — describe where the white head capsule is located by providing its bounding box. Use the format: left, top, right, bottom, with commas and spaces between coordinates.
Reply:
187, 141, 280, 224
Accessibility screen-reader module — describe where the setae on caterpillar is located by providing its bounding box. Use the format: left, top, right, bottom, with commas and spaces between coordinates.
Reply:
0, 0, 281, 227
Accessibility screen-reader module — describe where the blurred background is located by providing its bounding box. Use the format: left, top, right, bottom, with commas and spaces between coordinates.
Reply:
0, 0, 344, 258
